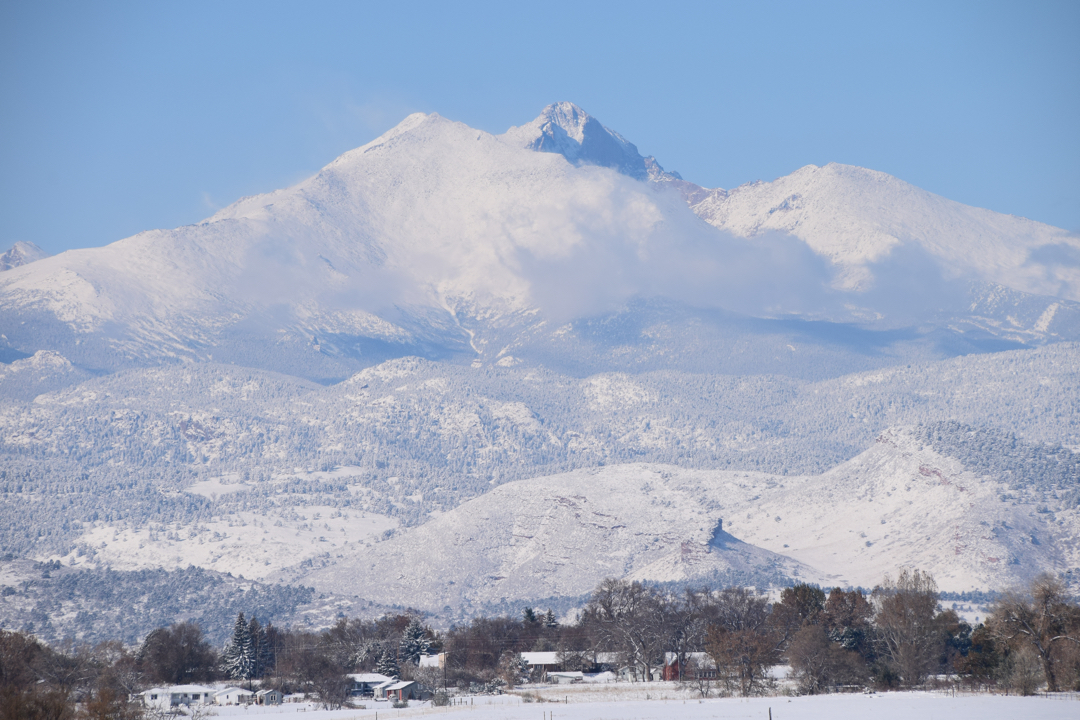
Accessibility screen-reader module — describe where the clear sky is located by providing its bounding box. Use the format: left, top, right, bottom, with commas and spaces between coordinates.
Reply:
2, 0, 1078, 255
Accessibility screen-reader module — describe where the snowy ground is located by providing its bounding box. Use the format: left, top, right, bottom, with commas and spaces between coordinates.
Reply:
208, 689, 1080, 720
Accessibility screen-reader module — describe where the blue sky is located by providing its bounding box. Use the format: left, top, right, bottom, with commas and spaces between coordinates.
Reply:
2, 0, 1078, 255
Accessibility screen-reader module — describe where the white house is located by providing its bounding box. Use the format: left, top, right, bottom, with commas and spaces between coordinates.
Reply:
520, 651, 560, 680
418, 652, 446, 668
140, 685, 216, 708
214, 687, 254, 705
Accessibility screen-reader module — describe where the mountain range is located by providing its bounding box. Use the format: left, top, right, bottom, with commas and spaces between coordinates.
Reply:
1, 103, 1078, 637
3, 103, 1078, 379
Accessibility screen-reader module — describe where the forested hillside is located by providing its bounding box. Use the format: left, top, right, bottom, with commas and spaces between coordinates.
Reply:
0, 559, 319, 646
1, 345, 1077, 563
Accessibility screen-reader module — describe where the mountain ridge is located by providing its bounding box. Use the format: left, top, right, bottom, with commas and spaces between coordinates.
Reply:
0, 241, 48, 272
280, 423, 1080, 608
2, 103, 1078, 382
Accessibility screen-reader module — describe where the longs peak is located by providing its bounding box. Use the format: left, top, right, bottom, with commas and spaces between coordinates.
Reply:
503, 101, 679, 182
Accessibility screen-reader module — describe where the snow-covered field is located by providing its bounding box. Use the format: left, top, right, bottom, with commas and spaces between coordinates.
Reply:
208, 690, 1079, 720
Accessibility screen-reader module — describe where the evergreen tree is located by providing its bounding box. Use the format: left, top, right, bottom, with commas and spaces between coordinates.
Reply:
261, 621, 277, 677
399, 618, 433, 665
522, 607, 538, 624
222, 612, 255, 681
376, 644, 399, 677
544, 609, 558, 628
248, 616, 271, 678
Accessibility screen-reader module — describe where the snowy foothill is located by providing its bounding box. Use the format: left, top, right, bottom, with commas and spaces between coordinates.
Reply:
68, 501, 397, 581
201, 689, 1079, 720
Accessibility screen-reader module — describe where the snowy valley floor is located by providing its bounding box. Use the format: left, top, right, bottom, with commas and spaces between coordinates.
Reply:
209, 688, 1080, 720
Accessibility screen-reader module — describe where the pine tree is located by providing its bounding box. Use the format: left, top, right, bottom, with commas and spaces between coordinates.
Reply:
261, 621, 277, 677
223, 612, 255, 681
544, 609, 558, 628
376, 644, 399, 677
248, 616, 271, 678
399, 618, 433, 665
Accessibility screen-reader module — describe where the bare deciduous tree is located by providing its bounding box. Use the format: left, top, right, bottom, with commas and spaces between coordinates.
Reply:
705, 626, 778, 696
585, 579, 669, 681
990, 573, 1080, 692
787, 624, 867, 693
704, 587, 778, 696
872, 568, 943, 687
136, 622, 217, 686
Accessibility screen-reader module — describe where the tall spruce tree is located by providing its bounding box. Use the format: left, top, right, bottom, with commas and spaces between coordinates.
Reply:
399, 618, 433, 665
248, 616, 271, 679
223, 612, 255, 681
376, 645, 399, 677
260, 620, 277, 677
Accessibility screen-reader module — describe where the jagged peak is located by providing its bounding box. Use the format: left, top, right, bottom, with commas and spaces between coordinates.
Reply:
535, 101, 592, 143
503, 102, 671, 182
0, 241, 49, 272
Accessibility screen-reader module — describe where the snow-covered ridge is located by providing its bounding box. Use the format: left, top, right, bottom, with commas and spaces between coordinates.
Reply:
289, 463, 823, 610
0, 107, 721, 371
688, 162, 1080, 298
2, 103, 1079, 377
1, 103, 1078, 378
288, 424, 1079, 609
0, 241, 48, 271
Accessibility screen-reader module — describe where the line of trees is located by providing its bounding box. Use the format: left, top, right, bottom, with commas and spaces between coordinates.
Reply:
3, 570, 1078, 718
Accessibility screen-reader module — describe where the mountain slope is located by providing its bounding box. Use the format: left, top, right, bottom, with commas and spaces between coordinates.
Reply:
728, 425, 1079, 593
502, 101, 682, 183
0, 350, 91, 401
287, 464, 823, 611
688, 162, 1080, 299
288, 425, 1079, 609
0, 109, 734, 375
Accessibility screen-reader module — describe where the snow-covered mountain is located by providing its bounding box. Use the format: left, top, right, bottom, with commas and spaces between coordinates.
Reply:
287, 464, 822, 612
727, 425, 1079, 594
0, 241, 48, 272
502, 101, 682, 183
1, 103, 1078, 380
0, 349, 90, 400
687, 163, 1080, 300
